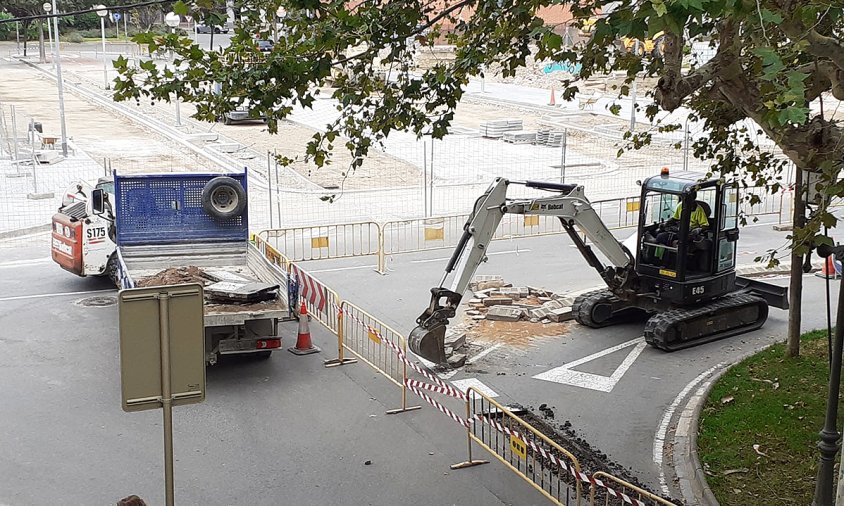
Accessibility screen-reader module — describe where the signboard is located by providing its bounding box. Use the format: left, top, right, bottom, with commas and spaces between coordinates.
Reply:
112, 12, 121, 22
118, 283, 205, 412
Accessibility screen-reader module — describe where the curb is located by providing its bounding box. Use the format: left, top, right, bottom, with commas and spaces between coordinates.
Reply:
671, 364, 727, 506
0, 223, 51, 240
670, 339, 783, 506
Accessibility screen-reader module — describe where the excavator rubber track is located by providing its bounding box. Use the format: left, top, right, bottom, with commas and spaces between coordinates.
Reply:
572, 289, 647, 328
644, 293, 769, 351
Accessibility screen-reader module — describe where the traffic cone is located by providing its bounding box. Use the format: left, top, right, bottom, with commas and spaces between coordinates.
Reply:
816, 256, 840, 279
289, 302, 321, 355
548, 87, 556, 106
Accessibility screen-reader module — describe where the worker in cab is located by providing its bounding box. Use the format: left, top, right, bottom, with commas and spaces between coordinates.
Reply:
656, 200, 710, 248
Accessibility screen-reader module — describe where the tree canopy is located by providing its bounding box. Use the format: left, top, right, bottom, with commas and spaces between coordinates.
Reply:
113, 0, 842, 249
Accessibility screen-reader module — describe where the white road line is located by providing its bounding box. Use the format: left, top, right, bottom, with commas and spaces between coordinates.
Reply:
451, 378, 499, 398
466, 343, 503, 364
410, 249, 531, 264
308, 264, 375, 274
653, 363, 722, 496
532, 337, 646, 392
0, 257, 52, 269
0, 289, 116, 302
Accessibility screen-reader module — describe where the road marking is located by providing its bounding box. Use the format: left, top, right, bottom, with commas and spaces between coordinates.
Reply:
410, 249, 531, 264
0, 257, 52, 269
467, 343, 503, 364
451, 378, 498, 399
308, 264, 375, 274
532, 337, 647, 392
653, 363, 722, 496
0, 289, 116, 302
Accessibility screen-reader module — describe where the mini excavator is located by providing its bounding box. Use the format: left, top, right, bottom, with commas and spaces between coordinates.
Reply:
410, 170, 789, 364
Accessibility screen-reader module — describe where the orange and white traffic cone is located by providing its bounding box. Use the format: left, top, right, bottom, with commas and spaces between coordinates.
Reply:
548, 87, 557, 106
816, 256, 840, 279
289, 302, 321, 355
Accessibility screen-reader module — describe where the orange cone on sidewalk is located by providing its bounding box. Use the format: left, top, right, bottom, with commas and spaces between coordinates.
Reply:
289, 302, 321, 355
816, 256, 841, 279
548, 87, 557, 106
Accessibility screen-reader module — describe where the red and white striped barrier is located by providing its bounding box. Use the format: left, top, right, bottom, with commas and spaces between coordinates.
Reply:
291, 264, 327, 311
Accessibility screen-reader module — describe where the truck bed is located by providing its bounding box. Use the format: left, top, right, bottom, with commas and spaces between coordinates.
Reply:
120, 242, 292, 326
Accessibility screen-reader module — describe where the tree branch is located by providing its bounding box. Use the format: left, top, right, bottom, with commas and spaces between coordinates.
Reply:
654, 20, 737, 111
781, 21, 844, 71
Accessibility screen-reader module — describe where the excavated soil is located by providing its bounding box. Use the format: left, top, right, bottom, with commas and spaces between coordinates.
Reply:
519, 412, 684, 505
135, 266, 214, 287
466, 319, 570, 347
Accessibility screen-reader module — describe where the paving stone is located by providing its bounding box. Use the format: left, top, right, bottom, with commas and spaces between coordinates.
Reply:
541, 299, 565, 311
530, 307, 553, 319
484, 296, 513, 307
448, 353, 467, 368
486, 306, 523, 322
445, 332, 466, 349
548, 307, 574, 322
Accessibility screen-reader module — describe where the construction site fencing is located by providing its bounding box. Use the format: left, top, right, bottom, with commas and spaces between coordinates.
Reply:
259, 222, 381, 262
334, 301, 420, 414
261, 190, 793, 272
457, 387, 584, 505
0, 102, 107, 247
251, 230, 679, 505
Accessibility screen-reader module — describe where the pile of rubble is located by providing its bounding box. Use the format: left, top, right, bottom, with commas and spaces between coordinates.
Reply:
465, 275, 576, 324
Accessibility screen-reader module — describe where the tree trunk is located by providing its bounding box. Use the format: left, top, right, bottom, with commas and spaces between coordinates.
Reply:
38, 21, 45, 64
786, 167, 806, 357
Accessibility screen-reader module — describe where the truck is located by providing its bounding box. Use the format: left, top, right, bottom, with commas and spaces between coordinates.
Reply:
57, 171, 294, 365
51, 177, 119, 281
410, 171, 789, 363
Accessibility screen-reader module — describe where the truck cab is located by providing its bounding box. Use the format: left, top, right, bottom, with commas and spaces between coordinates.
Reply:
51, 177, 117, 279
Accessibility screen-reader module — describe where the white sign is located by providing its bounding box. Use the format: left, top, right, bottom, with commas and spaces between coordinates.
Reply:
43, 2, 52, 13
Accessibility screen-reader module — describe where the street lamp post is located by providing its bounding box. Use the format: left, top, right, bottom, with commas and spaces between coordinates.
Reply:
51, 0, 69, 156
164, 12, 182, 127
43, 2, 54, 69
812, 242, 844, 506
95, 5, 109, 89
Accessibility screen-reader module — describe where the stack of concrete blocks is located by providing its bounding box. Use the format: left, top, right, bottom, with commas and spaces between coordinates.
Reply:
465, 275, 575, 324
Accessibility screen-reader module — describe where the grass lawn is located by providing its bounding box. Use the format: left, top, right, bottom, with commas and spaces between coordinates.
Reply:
698, 329, 844, 505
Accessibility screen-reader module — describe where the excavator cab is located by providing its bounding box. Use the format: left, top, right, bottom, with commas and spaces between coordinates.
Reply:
635, 170, 740, 304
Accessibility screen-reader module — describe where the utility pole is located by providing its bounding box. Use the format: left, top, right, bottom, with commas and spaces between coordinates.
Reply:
52, 0, 69, 156
629, 40, 639, 132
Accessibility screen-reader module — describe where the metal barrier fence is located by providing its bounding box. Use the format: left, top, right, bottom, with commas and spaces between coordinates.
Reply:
260, 221, 380, 262
589, 472, 676, 506
260, 189, 798, 272
456, 387, 584, 505
334, 301, 421, 414
251, 234, 678, 506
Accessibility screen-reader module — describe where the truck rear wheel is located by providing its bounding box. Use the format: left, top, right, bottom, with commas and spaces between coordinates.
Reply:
105, 254, 120, 287
201, 176, 247, 219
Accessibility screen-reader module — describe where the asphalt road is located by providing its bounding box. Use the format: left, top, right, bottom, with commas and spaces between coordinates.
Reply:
294, 221, 841, 495
0, 235, 547, 505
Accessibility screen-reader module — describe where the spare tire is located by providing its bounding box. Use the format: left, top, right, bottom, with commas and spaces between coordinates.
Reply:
201, 176, 247, 219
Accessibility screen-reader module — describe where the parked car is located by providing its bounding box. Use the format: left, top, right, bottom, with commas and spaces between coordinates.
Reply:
197, 23, 229, 34
256, 39, 274, 53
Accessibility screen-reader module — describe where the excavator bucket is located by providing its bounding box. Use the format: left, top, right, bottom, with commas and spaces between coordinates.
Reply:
408, 324, 448, 364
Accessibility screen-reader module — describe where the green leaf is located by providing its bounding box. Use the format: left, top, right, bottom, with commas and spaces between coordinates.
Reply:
652, 0, 668, 17
759, 8, 783, 24
173, 1, 189, 16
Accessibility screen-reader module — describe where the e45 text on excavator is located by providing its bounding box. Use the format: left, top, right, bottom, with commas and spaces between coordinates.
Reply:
410, 170, 789, 364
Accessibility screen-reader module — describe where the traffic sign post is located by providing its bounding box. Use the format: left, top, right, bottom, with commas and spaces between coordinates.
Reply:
119, 283, 205, 506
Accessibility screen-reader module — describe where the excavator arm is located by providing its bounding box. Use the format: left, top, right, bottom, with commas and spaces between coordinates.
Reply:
410, 178, 636, 363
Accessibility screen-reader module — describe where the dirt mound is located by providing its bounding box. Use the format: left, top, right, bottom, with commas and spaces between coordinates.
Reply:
520, 411, 683, 505
136, 266, 214, 287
